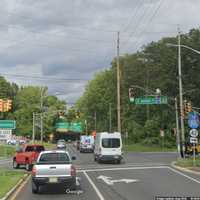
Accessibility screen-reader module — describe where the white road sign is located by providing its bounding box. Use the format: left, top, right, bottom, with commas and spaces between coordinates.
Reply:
0, 129, 12, 141
97, 175, 139, 185
190, 137, 198, 144
189, 129, 198, 137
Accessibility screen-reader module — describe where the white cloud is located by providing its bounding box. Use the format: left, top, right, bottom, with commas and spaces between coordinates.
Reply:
0, 0, 199, 102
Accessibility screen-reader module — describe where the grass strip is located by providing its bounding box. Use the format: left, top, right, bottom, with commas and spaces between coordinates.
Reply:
123, 143, 176, 152
0, 168, 26, 198
0, 145, 15, 158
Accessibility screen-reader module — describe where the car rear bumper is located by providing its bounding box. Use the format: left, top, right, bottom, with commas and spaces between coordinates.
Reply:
32, 176, 75, 186
98, 155, 122, 161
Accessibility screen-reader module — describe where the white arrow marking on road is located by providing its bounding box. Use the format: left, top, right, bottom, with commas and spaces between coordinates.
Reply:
97, 175, 139, 185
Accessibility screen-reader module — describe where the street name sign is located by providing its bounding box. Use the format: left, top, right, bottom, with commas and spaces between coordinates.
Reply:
135, 96, 168, 105
189, 129, 198, 137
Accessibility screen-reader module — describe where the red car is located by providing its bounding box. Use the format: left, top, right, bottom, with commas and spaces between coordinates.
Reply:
13, 144, 45, 171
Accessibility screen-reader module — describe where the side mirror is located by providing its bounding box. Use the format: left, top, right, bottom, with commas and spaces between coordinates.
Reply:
71, 156, 76, 160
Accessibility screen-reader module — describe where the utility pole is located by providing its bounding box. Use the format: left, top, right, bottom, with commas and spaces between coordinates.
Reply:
109, 103, 112, 132
40, 88, 44, 143
117, 31, 121, 133
175, 97, 181, 157
178, 27, 185, 158
32, 112, 35, 144
94, 111, 97, 131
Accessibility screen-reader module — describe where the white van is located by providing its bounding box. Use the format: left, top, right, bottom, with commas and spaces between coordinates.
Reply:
94, 132, 122, 163
80, 135, 94, 153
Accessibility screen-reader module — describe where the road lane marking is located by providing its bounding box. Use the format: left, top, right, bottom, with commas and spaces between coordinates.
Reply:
97, 175, 139, 185
76, 162, 167, 170
78, 165, 168, 173
83, 171, 105, 200
168, 166, 200, 184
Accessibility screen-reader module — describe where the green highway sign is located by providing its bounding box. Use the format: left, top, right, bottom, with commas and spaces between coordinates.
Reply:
55, 122, 83, 132
55, 122, 70, 129
0, 120, 16, 129
135, 96, 168, 105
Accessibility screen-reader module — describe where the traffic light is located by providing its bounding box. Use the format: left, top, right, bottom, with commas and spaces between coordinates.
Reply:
129, 87, 135, 102
6, 100, 12, 111
186, 101, 192, 113
0, 99, 3, 112
76, 110, 81, 119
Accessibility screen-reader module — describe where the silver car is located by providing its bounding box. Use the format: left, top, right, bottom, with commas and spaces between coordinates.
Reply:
56, 140, 66, 149
31, 150, 76, 194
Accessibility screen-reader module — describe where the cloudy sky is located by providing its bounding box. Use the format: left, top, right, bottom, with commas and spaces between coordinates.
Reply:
0, 0, 199, 104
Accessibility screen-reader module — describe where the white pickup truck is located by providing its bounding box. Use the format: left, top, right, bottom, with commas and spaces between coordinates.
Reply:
31, 150, 76, 194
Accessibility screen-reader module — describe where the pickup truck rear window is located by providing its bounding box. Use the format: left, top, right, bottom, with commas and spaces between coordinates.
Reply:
38, 153, 70, 164
25, 146, 45, 152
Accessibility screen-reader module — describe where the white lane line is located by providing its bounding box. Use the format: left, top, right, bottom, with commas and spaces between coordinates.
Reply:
83, 171, 105, 200
168, 166, 200, 184
78, 166, 167, 173
77, 162, 167, 169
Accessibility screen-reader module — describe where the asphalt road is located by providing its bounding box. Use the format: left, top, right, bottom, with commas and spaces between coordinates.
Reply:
6, 144, 200, 200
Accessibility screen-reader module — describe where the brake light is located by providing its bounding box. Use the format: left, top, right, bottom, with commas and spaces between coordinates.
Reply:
70, 165, 76, 176
32, 166, 37, 176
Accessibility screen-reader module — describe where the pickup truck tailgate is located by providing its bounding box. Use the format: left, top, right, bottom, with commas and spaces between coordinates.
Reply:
35, 164, 72, 177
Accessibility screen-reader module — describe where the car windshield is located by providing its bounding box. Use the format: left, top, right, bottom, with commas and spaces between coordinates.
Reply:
25, 146, 45, 152
102, 138, 120, 148
38, 153, 70, 164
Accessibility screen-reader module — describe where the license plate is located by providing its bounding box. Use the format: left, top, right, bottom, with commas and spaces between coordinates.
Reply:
49, 177, 58, 183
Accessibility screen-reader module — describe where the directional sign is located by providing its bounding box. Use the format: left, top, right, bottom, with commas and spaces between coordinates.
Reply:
188, 112, 200, 129
190, 137, 198, 144
55, 122, 83, 132
135, 96, 168, 105
97, 175, 139, 185
0, 120, 16, 129
189, 129, 198, 137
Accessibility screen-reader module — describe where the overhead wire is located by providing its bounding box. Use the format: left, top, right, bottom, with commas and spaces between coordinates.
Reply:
120, 0, 145, 33
121, 0, 165, 53
0, 73, 89, 82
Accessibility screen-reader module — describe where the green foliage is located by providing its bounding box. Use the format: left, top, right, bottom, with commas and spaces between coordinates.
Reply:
76, 28, 200, 147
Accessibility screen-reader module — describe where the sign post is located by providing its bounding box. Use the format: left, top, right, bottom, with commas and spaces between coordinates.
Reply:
189, 129, 198, 167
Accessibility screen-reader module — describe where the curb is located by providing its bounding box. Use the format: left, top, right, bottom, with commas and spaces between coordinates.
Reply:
0, 173, 30, 200
171, 161, 200, 175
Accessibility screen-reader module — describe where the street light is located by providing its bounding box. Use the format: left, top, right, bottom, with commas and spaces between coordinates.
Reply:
167, 41, 200, 158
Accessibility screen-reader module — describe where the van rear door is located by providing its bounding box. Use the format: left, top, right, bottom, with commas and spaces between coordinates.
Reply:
101, 138, 121, 155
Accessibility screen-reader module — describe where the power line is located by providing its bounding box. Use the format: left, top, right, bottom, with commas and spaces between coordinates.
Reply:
121, 0, 155, 48
121, 0, 165, 52
0, 73, 89, 82
120, 0, 145, 32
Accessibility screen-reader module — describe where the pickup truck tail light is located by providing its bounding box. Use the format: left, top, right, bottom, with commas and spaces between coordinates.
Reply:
70, 165, 76, 176
32, 166, 37, 176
